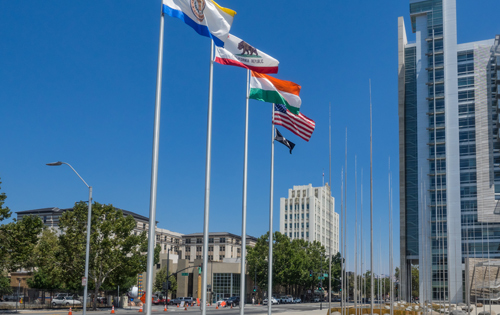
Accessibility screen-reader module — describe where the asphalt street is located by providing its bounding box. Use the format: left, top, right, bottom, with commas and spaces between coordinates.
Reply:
0, 303, 342, 315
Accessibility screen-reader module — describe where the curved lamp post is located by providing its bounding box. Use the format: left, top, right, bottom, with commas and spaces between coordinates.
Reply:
46, 161, 92, 315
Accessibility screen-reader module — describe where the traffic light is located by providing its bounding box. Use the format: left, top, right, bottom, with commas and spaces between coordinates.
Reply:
318, 287, 323, 291
309, 270, 313, 277
198, 263, 203, 273
253, 286, 257, 292
167, 280, 171, 290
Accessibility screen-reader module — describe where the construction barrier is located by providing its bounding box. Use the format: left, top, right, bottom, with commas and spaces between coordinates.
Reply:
111, 306, 115, 314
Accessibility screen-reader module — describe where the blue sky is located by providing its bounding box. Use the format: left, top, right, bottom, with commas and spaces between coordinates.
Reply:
1, 1, 499, 274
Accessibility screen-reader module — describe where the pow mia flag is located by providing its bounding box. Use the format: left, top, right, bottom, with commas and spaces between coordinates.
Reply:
275, 128, 295, 154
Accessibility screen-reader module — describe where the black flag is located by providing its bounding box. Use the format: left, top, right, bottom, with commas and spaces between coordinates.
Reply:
275, 128, 295, 154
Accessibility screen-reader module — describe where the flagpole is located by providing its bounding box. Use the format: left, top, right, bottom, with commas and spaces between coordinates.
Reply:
329, 102, 332, 314
355, 155, 358, 315
370, 79, 374, 315
268, 104, 275, 315
201, 40, 215, 315
341, 168, 344, 315
145, 5, 165, 315
240, 69, 250, 315
344, 128, 347, 314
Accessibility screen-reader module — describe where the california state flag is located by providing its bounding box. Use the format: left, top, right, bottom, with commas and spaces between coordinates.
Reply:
215, 34, 279, 74
249, 71, 301, 114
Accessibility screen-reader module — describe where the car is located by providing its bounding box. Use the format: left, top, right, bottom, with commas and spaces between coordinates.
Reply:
293, 298, 302, 303
225, 296, 240, 307
153, 296, 169, 305
262, 297, 279, 305
313, 297, 320, 302
96, 296, 107, 304
52, 296, 82, 306
169, 297, 193, 305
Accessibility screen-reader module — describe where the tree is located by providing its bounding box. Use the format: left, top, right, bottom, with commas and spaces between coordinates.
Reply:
28, 229, 63, 300
0, 177, 10, 222
411, 265, 419, 299
153, 267, 177, 296
58, 202, 151, 310
0, 177, 11, 295
246, 232, 330, 300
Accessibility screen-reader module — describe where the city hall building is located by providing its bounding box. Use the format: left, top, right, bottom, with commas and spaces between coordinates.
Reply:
398, 0, 500, 303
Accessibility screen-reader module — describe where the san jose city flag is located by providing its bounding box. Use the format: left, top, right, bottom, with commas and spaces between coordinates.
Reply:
249, 71, 301, 114
162, 0, 236, 47
215, 34, 279, 73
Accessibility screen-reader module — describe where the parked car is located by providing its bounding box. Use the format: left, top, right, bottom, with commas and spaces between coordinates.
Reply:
96, 296, 107, 304
313, 297, 320, 302
153, 296, 170, 305
169, 297, 193, 305
225, 296, 240, 307
52, 296, 82, 306
262, 297, 279, 305
280, 295, 293, 304
293, 298, 302, 303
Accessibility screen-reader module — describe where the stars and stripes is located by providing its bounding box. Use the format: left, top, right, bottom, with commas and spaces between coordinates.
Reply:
273, 103, 315, 142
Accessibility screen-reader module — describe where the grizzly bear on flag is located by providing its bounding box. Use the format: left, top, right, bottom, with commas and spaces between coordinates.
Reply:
238, 41, 259, 56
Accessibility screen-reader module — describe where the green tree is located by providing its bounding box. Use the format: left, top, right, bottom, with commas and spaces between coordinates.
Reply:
153, 267, 177, 296
58, 202, 150, 310
3, 215, 44, 271
28, 229, 63, 300
0, 177, 12, 295
411, 265, 419, 299
0, 178, 10, 222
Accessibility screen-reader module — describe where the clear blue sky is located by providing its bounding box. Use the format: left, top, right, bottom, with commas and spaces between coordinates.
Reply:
1, 1, 499, 275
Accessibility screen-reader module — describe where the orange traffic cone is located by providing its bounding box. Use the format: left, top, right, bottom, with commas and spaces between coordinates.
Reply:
111, 306, 115, 314
139, 305, 143, 313
230, 304, 233, 309
177, 304, 179, 308
163, 305, 167, 312
68, 308, 72, 315
216, 305, 219, 310
184, 307, 187, 311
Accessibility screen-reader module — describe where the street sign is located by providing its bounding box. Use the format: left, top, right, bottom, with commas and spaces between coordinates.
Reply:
324, 273, 328, 278
318, 276, 325, 280
82, 277, 87, 286
181, 272, 189, 276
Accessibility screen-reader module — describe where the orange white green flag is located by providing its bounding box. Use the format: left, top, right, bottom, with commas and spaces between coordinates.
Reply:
249, 71, 301, 114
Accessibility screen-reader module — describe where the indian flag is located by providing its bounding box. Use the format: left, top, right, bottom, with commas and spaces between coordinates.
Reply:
249, 72, 301, 114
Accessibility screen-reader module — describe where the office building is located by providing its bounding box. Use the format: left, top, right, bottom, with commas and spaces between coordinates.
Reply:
279, 184, 339, 255
398, 0, 500, 303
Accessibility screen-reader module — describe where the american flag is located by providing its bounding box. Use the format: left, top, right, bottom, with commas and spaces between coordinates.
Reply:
273, 103, 315, 142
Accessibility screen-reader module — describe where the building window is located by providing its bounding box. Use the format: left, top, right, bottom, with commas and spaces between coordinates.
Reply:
306, 232, 309, 237
285, 205, 287, 210
302, 204, 304, 210
196, 255, 202, 260
302, 223, 304, 228
301, 232, 304, 238
219, 255, 225, 261
197, 246, 202, 252
306, 223, 309, 228
43, 216, 47, 224
285, 215, 287, 220
289, 233, 292, 237
186, 247, 191, 252
164, 244, 167, 250
220, 246, 225, 252
307, 204, 309, 210
237, 248, 240, 254
220, 238, 225, 243
186, 239, 191, 244
302, 214, 304, 219
285, 224, 287, 229
197, 238, 202, 244
306, 214, 309, 218
157, 264, 161, 269
143, 223, 146, 229
186, 255, 190, 260
175, 239, 179, 244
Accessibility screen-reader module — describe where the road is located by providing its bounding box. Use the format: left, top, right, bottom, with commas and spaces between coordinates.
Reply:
0, 303, 344, 315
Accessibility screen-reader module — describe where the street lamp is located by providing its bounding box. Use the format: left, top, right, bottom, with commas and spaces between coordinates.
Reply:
47, 161, 92, 315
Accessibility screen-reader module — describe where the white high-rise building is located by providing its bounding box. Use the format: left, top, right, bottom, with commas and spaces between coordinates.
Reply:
279, 184, 339, 255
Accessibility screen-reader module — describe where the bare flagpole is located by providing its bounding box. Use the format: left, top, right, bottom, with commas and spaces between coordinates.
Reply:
268, 104, 275, 315
341, 168, 344, 315
145, 4, 165, 315
355, 156, 358, 315
239, 69, 250, 315
329, 102, 333, 313
344, 128, 348, 314
389, 159, 394, 315
370, 79, 374, 315
201, 40, 215, 315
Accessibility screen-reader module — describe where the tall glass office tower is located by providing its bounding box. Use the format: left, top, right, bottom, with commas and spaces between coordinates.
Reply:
399, 0, 500, 303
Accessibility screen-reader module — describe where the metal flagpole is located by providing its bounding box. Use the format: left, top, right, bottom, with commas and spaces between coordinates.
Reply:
369, 79, 374, 315
361, 169, 364, 311
389, 161, 394, 315
344, 129, 348, 314
201, 40, 215, 315
355, 156, 358, 315
240, 69, 250, 315
145, 5, 165, 315
268, 104, 275, 315
341, 169, 344, 315
329, 102, 332, 313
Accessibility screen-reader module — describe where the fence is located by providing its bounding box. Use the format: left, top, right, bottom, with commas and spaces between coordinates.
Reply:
1, 287, 122, 310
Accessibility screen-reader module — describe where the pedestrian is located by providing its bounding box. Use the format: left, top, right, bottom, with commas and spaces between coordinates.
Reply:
252, 297, 255, 305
